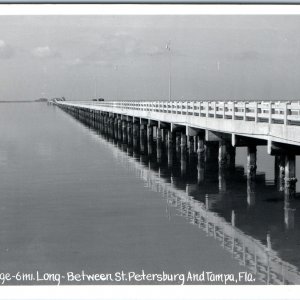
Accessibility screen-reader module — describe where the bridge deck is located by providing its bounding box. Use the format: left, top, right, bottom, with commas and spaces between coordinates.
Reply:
56, 100, 300, 147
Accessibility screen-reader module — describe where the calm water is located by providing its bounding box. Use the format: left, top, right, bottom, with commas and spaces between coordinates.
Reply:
0, 103, 300, 285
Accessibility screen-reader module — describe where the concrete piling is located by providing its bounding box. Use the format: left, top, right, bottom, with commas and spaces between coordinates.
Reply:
157, 127, 162, 162
285, 154, 297, 196
247, 145, 257, 180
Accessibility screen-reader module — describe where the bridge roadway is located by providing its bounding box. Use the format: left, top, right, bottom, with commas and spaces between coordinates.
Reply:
54, 100, 300, 195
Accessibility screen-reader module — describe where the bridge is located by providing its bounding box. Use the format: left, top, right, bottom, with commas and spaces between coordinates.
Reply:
53, 99, 300, 195
54, 102, 300, 284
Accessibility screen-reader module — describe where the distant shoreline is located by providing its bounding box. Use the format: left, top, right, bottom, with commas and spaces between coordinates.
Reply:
0, 101, 38, 103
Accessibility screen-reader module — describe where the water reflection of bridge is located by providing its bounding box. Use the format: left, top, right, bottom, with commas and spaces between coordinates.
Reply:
110, 145, 300, 285
58, 103, 300, 285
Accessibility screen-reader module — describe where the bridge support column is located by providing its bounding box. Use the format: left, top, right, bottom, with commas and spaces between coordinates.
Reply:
181, 133, 187, 176
166, 130, 174, 150
108, 116, 113, 137
96, 111, 100, 125
127, 121, 133, 146
105, 115, 109, 135
218, 140, 227, 166
175, 134, 181, 155
285, 154, 297, 196
104, 115, 109, 135
108, 117, 112, 139
166, 130, 175, 167
218, 140, 235, 168
167, 145, 173, 167
103, 115, 107, 134
106, 116, 111, 136
197, 138, 205, 162
197, 138, 205, 183
140, 124, 146, 153
133, 122, 139, 151
102, 114, 106, 131
157, 127, 162, 162
147, 123, 154, 156
99, 112, 103, 128
181, 133, 187, 157
247, 145, 257, 180
193, 136, 197, 153
111, 117, 115, 138
122, 120, 127, 143
227, 145, 236, 168
148, 140, 153, 156
117, 119, 122, 141
147, 124, 153, 143
161, 128, 166, 143
109, 117, 113, 138
205, 143, 219, 162
114, 117, 118, 139
188, 135, 194, 156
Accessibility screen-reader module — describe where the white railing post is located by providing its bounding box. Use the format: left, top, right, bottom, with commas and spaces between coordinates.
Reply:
223, 102, 226, 119
206, 102, 209, 118
244, 102, 247, 121
284, 102, 288, 126
232, 101, 235, 120
214, 101, 216, 118
199, 101, 202, 116
255, 102, 258, 123
269, 102, 272, 124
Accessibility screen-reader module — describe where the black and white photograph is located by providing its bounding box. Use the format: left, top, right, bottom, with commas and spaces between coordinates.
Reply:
0, 3, 300, 299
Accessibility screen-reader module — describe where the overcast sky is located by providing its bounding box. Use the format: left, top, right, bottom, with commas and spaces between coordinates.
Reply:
0, 15, 300, 101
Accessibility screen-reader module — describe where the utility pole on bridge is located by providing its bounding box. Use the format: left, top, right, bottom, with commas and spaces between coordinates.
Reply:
166, 41, 172, 101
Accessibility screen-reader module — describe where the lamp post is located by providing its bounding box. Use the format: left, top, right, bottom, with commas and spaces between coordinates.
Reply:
166, 41, 171, 101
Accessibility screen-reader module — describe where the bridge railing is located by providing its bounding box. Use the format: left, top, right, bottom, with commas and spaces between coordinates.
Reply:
89, 100, 300, 126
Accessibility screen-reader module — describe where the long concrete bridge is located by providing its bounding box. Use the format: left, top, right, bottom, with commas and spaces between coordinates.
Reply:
53, 99, 300, 195
52, 98, 300, 284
